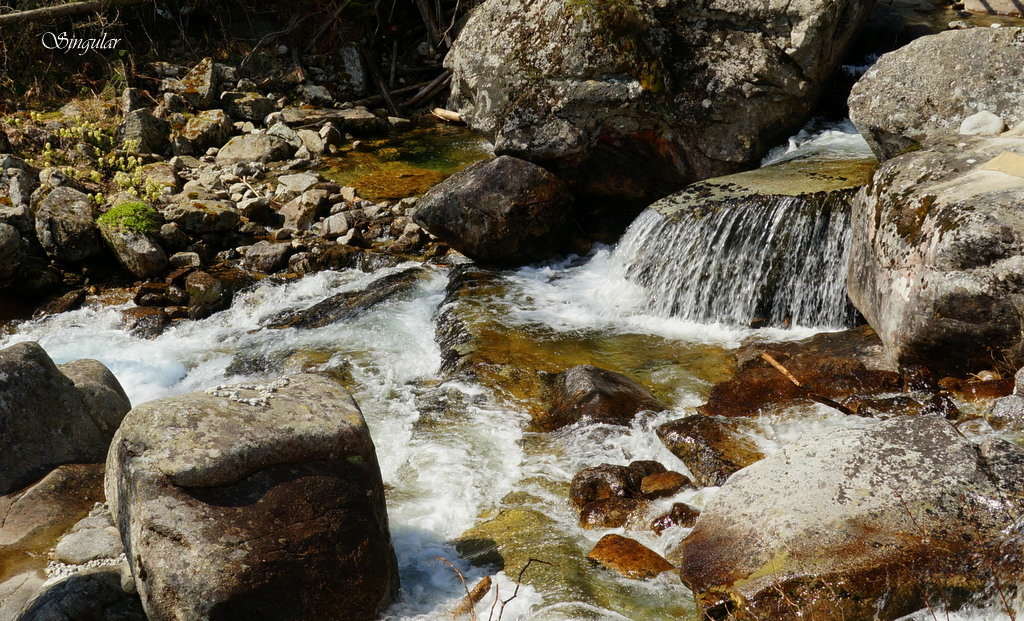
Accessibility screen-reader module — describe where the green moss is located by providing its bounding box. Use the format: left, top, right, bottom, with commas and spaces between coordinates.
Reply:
96, 201, 160, 234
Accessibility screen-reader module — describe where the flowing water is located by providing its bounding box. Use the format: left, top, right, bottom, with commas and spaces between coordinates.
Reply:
1, 120, 1020, 619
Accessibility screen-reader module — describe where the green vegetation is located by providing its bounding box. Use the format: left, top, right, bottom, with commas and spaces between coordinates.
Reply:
96, 201, 160, 234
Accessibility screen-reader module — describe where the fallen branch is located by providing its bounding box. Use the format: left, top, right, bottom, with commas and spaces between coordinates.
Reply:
405, 70, 451, 109
760, 352, 856, 416
0, 0, 152, 26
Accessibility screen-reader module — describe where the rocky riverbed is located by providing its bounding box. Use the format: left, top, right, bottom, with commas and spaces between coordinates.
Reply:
3, 0, 1024, 619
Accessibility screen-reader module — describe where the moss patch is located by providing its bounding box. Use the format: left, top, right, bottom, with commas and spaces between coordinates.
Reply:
97, 201, 160, 234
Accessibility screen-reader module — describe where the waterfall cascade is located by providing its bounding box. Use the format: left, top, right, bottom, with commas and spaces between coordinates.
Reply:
610, 158, 876, 328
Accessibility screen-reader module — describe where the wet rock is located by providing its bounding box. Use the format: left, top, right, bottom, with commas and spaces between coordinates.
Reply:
106, 374, 399, 620
414, 156, 573, 266
265, 267, 422, 329
673, 415, 1024, 619
736, 324, 890, 373
656, 415, 764, 487
849, 28, 1024, 159
627, 460, 667, 478
20, 565, 144, 620
578, 498, 648, 530
244, 240, 292, 273
216, 132, 296, 163
0, 342, 129, 495
539, 364, 665, 431
184, 270, 230, 319
117, 109, 170, 155
34, 186, 103, 262
447, 0, 874, 211
939, 376, 1014, 401
121, 306, 172, 338
172, 109, 233, 155
847, 137, 1024, 375
0, 222, 21, 280
587, 534, 674, 580
651, 502, 700, 534
700, 352, 901, 417
569, 464, 643, 508
640, 471, 690, 499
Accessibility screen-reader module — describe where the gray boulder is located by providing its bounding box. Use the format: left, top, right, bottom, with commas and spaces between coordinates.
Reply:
849, 27, 1024, 160
0, 222, 21, 280
163, 57, 219, 109
117, 109, 170, 155
446, 0, 875, 210
105, 374, 400, 620
98, 224, 168, 279
163, 197, 240, 234
34, 186, 104, 262
216, 132, 296, 163
244, 240, 292, 273
171, 109, 232, 155
279, 189, 328, 230
222, 92, 278, 122
847, 136, 1024, 374
673, 415, 1024, 619
0, 342, 130, 495
414, 155, 573, 265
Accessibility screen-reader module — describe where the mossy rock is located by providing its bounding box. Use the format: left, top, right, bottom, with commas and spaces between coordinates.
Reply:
96, 201, 160, 235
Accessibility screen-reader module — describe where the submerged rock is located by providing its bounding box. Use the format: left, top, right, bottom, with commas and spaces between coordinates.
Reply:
414, 156, 573, 266
656, 415, 764, 487
673, 415, 1024, 619
0, 342, 129, 495
849, 27, 1024, 159
105, 374, 399, 620
540, 364, 665, 431
446, 0, 874, 211
847, 136, 1024, 374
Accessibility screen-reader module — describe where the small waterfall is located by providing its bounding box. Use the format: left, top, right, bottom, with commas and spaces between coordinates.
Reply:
609, 157, 876, 328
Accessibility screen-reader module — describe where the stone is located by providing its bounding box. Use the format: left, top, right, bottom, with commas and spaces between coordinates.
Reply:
981, 150, 1024, 178
656, 415, 765, 487
278, 106, 385, 135
222, 92, 278, 122
569, 464, 643, 508
321, 212, 350, 238
651, 503, 700, 534
847, 137, 1024, 374
414, 156, 573, 265
0, 222, 21, 280
163, 197, 240, 234
640, 471, 690, 499
446, 0, 874, 211
673, 415, 1024, 618
165, 57, 218, 108
34, 186, 103, 261
237, 197, 273, 222
279, 189, 328, 230
54, 525, 124, 564
277, 172, 319, 195
168, 251, 201, 268
184, 270, 229, 319
849, 28, 1024, 159
296, 128, 326, 154
139, 162, 181, 196
578, 498, 648, 529
587, 534, 674, 580
216, 132, 296, 163
19, 565, 144, 620
300, 83, 333, 105
99, 224, 168, 279
172, 109, 233, 155
105, 374, 400, 620
960, 110, 1007, 136
117, 109, 170, 154
540, 364, 665, 431
0, 342, 129, 495
122, 306, 172, 338
244, 240, 292, 273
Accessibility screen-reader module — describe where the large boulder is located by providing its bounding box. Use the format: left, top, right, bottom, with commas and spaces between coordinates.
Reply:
216, 132, 296, 163
0, 222, 20, 281
34, 186, 104, 262
171, 109, 233, 155
105, 374, 399, 620
117, 109, 170, 155
414, 155, 573, 265
673, 415, 1024, 619
539, 364, 665, 431
849, 27, 1024, 160
446, 0, 875, 212
0, 342, 130, 495
847, 137, 1024, 374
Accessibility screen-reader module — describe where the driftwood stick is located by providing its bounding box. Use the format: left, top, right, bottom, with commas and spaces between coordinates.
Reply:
405, 70, 451, 109
0, 0, 152, 26
760, 353, 856, 415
